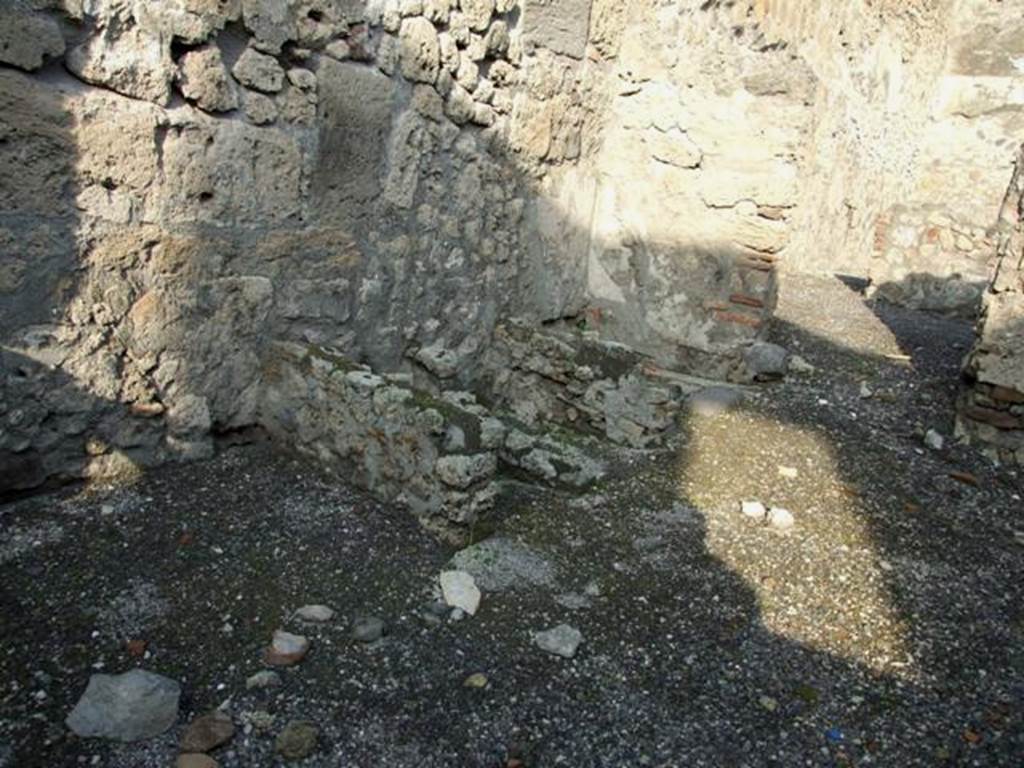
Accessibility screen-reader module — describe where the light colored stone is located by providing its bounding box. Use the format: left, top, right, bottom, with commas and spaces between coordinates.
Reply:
296, 604, 334, 622
178, 46, 238, 112
521, 0, 591, 58
460, 0, 494, 30
66, 670, 181, 742
263, 629, 309, 666
741, 500, 767, 520
533, 624, 582, 658
399, 17, 441, 84
232, 47, 285, 92
242, 90, 278, 124
245, 670, 282, 689
435, 454, 497, 490
767, 507, 795, 530
66, 27, 173, 104
440, 570, 481, 615
0, 9, 64, 72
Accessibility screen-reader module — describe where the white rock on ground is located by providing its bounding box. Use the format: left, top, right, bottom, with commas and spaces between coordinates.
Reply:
741, 500, 767, 519
65, 669, 180, 741
924, 429, 945, 450
440, 570, 481, 615
296, 604, 335, 622
767, 507, 795, 530
263, 630, 310, 666
533, 624, 583, 658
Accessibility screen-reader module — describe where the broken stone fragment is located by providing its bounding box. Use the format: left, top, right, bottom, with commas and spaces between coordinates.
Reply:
460, 0, 494, 31
263, 630, 310, 667
177, 46, 238, 113
445, 83, 478, 126
180, 710, 234, 753
533, 624, 582, 658
245, 670, 281, 689
232, 47, 285, 93
275, 720, 319, 761
351, 616, 386, 643
66, 26, 174, 104
743, 342, 789, 382
767, 507, 795, 530
741, 500, 767, 520
440, 570, 481, 615
242, 90, 278, 125
435, 453, 497, 490
924, 429, 945, 451
463, 672, 488, 688
66, 669, 181, 742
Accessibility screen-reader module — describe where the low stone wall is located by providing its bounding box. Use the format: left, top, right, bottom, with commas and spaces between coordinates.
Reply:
260, 342, 501, 540
260, 341, 606, 540
957, 147, 1024, 464
869, 206, 994, 315
480, 321, 708, 448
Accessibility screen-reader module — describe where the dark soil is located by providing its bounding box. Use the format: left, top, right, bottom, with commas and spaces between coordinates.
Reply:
1, 274, 1022, 767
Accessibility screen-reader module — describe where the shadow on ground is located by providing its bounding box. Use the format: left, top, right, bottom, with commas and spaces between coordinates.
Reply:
1, 274, 1022, 767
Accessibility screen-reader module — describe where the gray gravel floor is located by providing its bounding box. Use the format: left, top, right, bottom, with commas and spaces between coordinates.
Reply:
1, 274, 1022, 767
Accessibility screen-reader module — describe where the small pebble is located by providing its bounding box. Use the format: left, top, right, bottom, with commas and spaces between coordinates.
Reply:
767, 507, 795, 530
296, 605, 335, 622
352, 617, 385, 643
741, 500, 767, 520
463, 673, 489, 689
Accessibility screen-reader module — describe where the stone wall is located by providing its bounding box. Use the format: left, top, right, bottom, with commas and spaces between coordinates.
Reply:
763, 0, 1024, 313
260, 341, 607, 539
5, 0, 1024, 507
0, 0, 600, 494
958, 145, 1024, 465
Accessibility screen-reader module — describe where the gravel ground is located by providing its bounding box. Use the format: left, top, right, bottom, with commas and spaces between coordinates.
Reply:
1, 274, 1023, 767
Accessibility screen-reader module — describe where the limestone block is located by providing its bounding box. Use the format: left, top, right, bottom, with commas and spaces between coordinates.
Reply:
66, 25, 174, 105
460, 0, 494, 31
0, 70, 74, 218
177, 46, 239, 112
140, 0, 242, 45
0, 8, 65, 72
520, 0, 592, 59
399, 16, 441, 84
232, 47, 285, 92
313, 59, 398, 211
156, 120, 303, 225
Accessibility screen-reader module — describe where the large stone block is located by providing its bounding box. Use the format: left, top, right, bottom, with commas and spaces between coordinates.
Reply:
313, 59, 398, 214
0, 70, 74, 218
520, 0, 593, 60
156, 119, 303, 225
0, 8, 65, 71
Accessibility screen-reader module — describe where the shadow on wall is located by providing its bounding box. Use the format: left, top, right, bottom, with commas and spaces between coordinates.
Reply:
0, 7, 780, 500
1, 63, 275, 498
867, 272, 988, 319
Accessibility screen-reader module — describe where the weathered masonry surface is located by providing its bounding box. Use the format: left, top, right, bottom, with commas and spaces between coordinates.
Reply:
3, 0, 1024, 528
